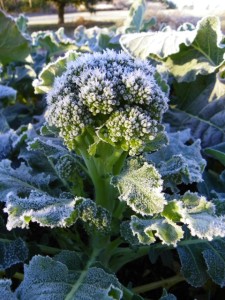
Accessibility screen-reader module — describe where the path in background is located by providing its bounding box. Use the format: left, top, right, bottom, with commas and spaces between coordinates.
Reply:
27, 2, 225, 30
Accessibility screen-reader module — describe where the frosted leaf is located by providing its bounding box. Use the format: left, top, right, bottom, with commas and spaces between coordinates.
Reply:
0, 130, 15, 160
4, 191, 77, 230
160, 289, 177, 300
112, 159, 166, 216
161, 200, 184, 222
183, 213, 225, 241
0, 159, 51, 202
180, 192, 225, 240
16, 255, 123, 300
4, 192, 111, 233
120, 220, 140, 246
203, 239, 225, 287
146, 130, 206, 191
0, 84, 16, 100
177, 238, 225, 288
27, 136, 67, 158
0, 238, 28, 271
130, 215, 184, 246
16, 255, 72, 300
74, 197, 111, 234
177, 244, 209, 287
53, 250, 83, 271
121, 16, 225, 82
0, 280, 17, 300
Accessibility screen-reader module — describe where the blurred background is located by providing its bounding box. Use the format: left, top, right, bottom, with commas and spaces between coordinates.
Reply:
1, 0, 225, 34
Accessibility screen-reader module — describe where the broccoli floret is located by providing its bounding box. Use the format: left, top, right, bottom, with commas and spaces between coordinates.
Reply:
46, 50, 168, 155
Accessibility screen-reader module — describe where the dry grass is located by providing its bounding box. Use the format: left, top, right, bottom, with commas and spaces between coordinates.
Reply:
145, 2, 225, 31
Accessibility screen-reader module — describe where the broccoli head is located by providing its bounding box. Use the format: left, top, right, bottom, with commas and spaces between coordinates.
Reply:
46, 50, 168, 155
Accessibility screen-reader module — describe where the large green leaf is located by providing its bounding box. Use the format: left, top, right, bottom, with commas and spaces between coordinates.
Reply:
178, 238, 225, 287
0, 238, 28, 271
121, 16, 225, 82
146, 130, 206, 191
0, 159, 52, 202
4, 191, 77, 230
0, 10, 30, 65
165, 97, 225, 148
4, 192, 111, 233
112, 158, 166, 216
120, 26, 195, 60
15, 253, 123, 300
165, 72, 225, 149
32, 27, 78, 58
122, 192, 225, 248
165, 16, 225, 82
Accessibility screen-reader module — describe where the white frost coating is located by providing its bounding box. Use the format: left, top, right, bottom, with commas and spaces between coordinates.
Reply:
130, 215, 184, 246
45, 49, 168, 154
115, 160, 166, 215
0, 84, 17, 99
182, 213, 225, 240
179, 192, 225, 240
4, 191, 76, 230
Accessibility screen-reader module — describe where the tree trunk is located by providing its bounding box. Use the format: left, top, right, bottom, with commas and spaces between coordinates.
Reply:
57, 2, 65, 24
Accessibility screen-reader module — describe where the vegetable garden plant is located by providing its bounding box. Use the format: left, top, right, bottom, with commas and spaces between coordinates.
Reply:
1, 0, 225, 299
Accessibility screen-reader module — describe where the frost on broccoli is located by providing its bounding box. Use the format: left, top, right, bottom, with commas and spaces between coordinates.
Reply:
45, 50, 168, 155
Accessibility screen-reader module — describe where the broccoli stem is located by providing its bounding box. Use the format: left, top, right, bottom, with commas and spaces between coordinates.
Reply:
74, 132, 127, 213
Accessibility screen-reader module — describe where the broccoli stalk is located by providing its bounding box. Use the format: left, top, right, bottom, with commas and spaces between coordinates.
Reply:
74, 130, 127, 213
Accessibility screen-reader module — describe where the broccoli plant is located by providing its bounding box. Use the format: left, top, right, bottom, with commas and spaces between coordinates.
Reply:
2, 5, 225, 298
44, 50, 168, 214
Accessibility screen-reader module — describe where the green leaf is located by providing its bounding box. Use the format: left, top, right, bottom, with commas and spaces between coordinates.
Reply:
73, 197, 111, 234
180, 192, 225, 240
4, 191, 77, 230
177, 238, 225, 287
0, 238, 28, 271
123, 0, 146, 33
4, 192, 110, 233
16, 14, 28, 34
0, 130, 14, 160
121, 16, 225, 82
27, 136, 67, 159
205, 142, 225, 166
0, 85, 17, 101
130, 215, 184, 246
120, 26, 195, 60
0, 10, 30, 65
203, 239, 225, 287
0, 280, 17, 300
33, 51, 79, 94
0, 159, 52, 202
146, 130, 206, 191
16, 253, 123, 300
140, 17, 157, 32
31, 28, 77, 58
165, 97, 225, 149
112, 158, 166, 216
164, 16, 225, 82
177, 243, 209, 287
